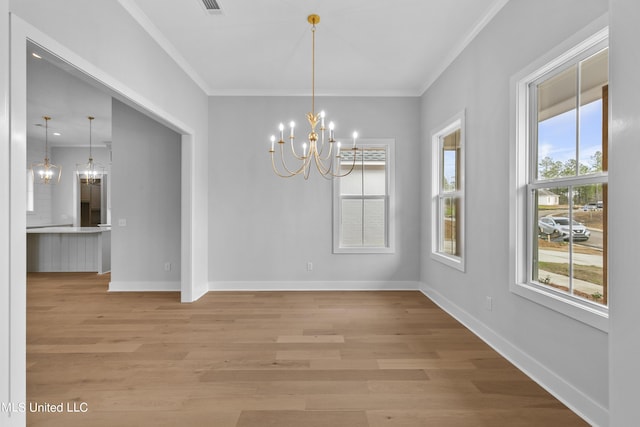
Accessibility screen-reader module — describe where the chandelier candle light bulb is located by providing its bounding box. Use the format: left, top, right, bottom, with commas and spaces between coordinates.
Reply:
268, 14, 360, 180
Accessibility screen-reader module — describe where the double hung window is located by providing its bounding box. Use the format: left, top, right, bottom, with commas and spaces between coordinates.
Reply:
512, 28, 608, 328
333, 139, 394, 254
431, 112, 465, 271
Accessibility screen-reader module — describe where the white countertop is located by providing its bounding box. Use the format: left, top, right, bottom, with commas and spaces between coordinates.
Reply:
27, 226, 111, 234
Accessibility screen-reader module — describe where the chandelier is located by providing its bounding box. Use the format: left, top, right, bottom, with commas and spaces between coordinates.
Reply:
269, 14, 359, 179
31, 116, 62, 184
76, 116, 104, 185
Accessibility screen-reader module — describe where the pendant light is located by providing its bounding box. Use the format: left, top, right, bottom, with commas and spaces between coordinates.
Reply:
31, 116, 62, 184
76, 116, 104, 185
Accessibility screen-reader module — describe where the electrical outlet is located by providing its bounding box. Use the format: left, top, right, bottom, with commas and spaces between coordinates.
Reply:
164, 262, 172, 272
118, 218, 127, 227
485, 296, 493, 311
307, 262, 313, 271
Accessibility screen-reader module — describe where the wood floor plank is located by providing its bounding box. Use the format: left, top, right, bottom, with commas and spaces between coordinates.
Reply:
237, 410, 369, 427
27, 272, 588, 426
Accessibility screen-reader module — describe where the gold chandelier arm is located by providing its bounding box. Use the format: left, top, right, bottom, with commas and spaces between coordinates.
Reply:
270, 143, 308, 177
289, 137, 305, 160
329, 148, 359, 178
313, 153, 335, 180
318, 139, 334, 162
270, 151, 297, 178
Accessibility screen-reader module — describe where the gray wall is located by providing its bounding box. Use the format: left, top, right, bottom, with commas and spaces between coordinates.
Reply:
110, 99, 181, 287
208, 96, 421, 284
26, 138, 53, 226
420, 0, 609, 424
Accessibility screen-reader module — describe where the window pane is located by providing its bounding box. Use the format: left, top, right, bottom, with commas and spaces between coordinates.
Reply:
579, 49, 608, 174
364, 199, 386, 247
439, 196, 459, 256
535, 188, 571, 292
442, 129, 460, 192
573, 183, 606, 305
534, 185, 606, 306
537, 65, 577, 180
339, 149, 386, 196
340, 199, 363, 247
363, 164, 386, 196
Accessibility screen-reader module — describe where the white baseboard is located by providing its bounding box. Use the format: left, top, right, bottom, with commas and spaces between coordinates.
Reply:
208, 281, 420, 292
108, 281, 180, 292
419, 282, 608, 427
189, 284, 209, 302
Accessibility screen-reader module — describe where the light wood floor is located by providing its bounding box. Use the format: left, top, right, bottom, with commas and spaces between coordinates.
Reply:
27, 272, 587, 427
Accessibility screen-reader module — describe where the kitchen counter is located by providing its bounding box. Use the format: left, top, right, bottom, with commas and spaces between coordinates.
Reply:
27, 226, 111, 234
27, 226, 111, 274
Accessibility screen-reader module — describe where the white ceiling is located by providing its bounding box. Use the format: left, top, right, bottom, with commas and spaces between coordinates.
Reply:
122, 0, 511, 96
27, 44, 112, 148
26, 0, 510, 147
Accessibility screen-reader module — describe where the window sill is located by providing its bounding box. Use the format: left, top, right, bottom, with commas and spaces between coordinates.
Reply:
510, 282, 608, 332
333, 247, 395, 254
431, 252, 465, 272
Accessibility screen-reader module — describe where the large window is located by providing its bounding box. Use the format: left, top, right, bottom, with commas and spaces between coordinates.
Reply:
512, 28, 608, 329
333, 139, 395, 254
431, 111, 465, 271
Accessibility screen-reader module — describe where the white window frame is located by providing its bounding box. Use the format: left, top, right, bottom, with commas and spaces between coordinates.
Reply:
333, 138, 395, 254
431, 111, 465, 271
510, 26, 609, 332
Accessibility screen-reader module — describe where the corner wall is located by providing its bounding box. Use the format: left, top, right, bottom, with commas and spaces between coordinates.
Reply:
420, 0, 609, 425
608, 0, 640, 424
110, 99, 181, 290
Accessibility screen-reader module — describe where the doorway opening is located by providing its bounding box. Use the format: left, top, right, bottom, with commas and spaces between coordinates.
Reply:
79, 177, 105, 227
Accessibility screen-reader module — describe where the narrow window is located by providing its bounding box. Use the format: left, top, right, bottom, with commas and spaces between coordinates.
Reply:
431, 111, 465, 271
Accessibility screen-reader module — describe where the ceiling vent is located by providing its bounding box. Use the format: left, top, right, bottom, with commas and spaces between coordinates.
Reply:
199, 0, 223, 15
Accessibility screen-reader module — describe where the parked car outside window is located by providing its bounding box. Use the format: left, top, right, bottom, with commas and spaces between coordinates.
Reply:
538, 216, 591, 241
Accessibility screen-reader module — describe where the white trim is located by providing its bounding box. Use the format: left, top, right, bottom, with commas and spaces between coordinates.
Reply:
420, 282, 608, 427
419, 0, 512, 95
430, 110, 466, 272
209, 88, 423, 98
6, 9, 28, 426
109, 281, 181, 292
509, 19, 609, 329
510, 282, 608, 332
117, 0, 211, 95
209, 281, 420, 292
11, 15, 202, 303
